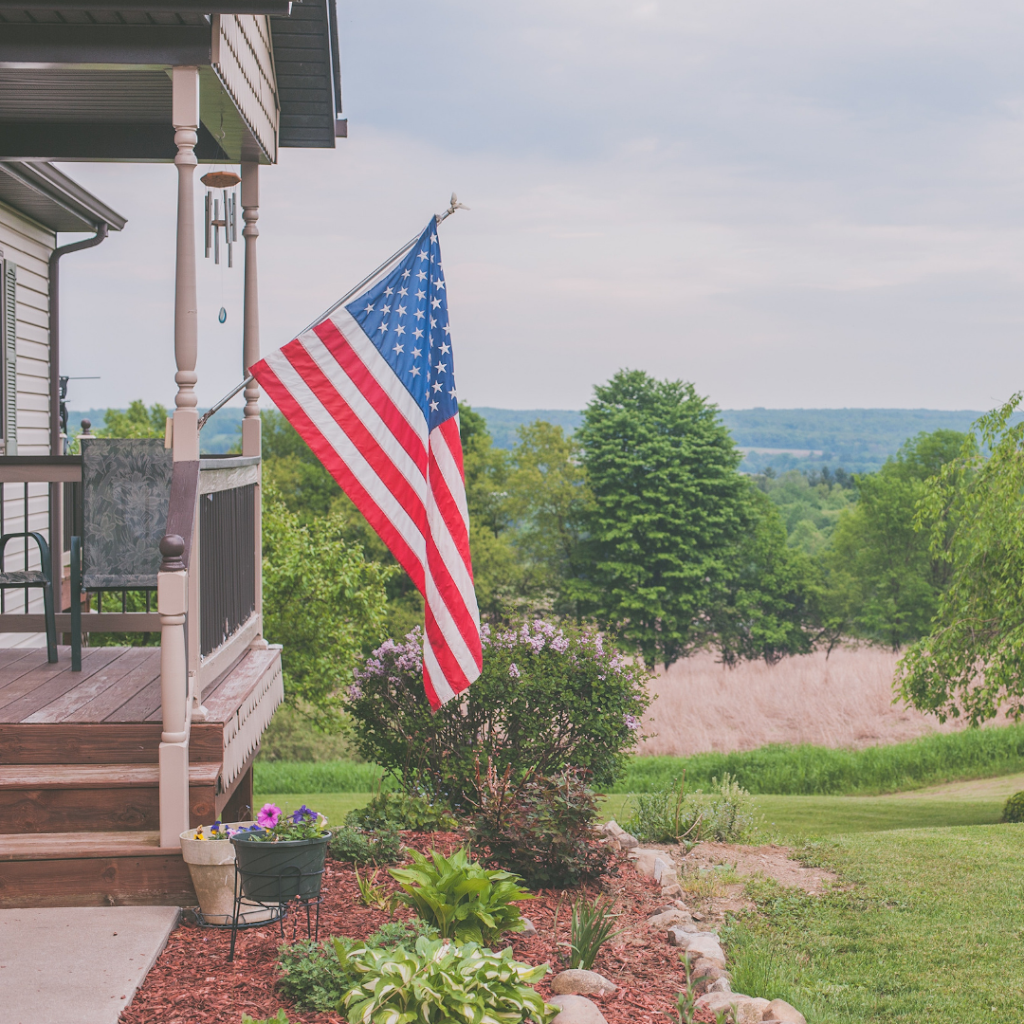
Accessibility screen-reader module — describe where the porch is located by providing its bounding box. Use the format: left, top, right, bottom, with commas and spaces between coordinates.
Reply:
0, 642, 282, 908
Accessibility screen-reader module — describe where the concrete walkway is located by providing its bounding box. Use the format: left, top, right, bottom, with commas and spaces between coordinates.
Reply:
0, 906, 179, 1024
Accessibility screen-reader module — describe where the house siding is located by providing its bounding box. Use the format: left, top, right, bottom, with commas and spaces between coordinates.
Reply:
0, 200, 52, 631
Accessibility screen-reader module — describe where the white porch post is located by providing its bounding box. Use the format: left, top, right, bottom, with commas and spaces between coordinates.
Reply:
159, 65, 200, 845
172, 65, 200, 463
241, 159, 267, 646
158, 535, 190, 846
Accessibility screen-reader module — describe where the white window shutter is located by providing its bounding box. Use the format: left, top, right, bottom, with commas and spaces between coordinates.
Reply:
3, 259, 16, 455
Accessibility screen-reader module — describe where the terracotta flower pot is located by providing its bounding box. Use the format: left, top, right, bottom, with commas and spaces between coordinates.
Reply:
179, 823, 278, 925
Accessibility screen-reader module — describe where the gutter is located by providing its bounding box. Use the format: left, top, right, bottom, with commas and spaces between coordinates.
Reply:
48, 225, 108, 455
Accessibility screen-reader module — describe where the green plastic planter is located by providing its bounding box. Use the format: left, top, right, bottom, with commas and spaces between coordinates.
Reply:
230, 831, 331, 902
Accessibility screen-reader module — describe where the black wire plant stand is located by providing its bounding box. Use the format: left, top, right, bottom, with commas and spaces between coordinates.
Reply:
227, 834, 330, 961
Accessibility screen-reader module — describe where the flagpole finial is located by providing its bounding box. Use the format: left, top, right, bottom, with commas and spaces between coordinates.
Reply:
438, 192, 470, 223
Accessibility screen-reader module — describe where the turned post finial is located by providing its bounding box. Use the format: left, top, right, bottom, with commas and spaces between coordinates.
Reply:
159, 533, 186, 572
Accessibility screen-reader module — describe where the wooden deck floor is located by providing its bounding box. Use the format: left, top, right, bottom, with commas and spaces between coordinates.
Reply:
0, 646, 258, 726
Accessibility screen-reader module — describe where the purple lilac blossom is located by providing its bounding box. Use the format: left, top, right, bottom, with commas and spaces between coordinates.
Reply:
624, 714, 641, 731
509, 662, 520, 679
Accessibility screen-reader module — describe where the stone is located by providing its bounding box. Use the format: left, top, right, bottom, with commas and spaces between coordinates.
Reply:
661, 883, 684, 898
549, 994, 609, 1024
653, 857, 674, 883
627, 847, 660, 877
708, 976, 733, 995
617, 832, 639, 851
600, 820, 625, 837
550, 969, 617, 997
647, 908, 694, 931
668, 928, 725, 963
696, 993, 764, 1024
764, 999, 806, 1023
520, 917, 538, 937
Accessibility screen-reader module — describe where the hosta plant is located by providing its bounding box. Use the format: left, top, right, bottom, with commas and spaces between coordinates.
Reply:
337, 936, 557, 1024
389, 847, 530, 945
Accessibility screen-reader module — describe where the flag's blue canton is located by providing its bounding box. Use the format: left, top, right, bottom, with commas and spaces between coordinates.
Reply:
347, 222, 457, 431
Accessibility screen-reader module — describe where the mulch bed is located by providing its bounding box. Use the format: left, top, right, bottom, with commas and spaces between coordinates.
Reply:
121, 831, 716, 1024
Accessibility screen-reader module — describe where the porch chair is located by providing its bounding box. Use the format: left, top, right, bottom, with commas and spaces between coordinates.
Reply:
0, 531, 58, 663
70, 438, 174, 671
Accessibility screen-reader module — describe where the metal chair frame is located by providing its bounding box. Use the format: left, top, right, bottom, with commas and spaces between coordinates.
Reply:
0, 531, 57, 663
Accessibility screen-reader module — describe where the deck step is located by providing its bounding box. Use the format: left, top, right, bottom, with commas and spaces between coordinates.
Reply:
0, 763, 223, 834
0, 830, 195, 907
0, 762, 222, 789
0, 830, 163, 860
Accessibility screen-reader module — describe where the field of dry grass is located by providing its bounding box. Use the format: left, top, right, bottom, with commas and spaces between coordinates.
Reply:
637, 647, 1008, 757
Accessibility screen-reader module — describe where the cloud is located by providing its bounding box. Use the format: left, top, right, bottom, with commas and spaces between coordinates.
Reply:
55, 0, 1024, 413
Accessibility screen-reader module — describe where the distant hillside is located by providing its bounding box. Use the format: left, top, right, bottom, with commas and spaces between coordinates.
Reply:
73, 405, 1016, 473
471, 406, 1015, 475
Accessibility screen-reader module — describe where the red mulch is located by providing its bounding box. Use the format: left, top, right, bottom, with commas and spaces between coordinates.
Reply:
121, 831, 716, 1024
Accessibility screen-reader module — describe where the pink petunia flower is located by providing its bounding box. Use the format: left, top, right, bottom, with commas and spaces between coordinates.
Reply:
257, 803, 281, 829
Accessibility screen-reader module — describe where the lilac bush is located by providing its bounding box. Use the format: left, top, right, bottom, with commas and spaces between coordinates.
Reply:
344, 619, 651, 806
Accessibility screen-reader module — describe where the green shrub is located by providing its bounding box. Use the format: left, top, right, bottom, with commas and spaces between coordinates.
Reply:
337, 936, 557, 1024
328, 826, 404, 865
346, 790, 458, 832
1002, 790, 1024, 823
469, 765, 612, 890
346, 621, 650, 805
389, 847, 531, 945
277, 922, 439, 1011
627, 773, 759, 844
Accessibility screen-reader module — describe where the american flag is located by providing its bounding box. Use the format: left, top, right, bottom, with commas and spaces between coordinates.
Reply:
251, 222, 482, 709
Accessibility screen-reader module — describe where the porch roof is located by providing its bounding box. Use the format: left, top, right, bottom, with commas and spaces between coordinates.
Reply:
0, 0, 343, 162
0, 160, 127, 233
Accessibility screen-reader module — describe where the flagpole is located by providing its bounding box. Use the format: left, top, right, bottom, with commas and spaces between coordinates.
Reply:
198, 196, 467, 431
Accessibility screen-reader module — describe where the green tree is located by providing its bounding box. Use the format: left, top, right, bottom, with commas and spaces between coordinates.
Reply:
573, 370, 748, 667
505, 421, 592, 615
823, 429, 967, 650
897, 399, 1023, 724
714, 485, 818, 665
95, 399, 168, 439
262, 487, 394, 727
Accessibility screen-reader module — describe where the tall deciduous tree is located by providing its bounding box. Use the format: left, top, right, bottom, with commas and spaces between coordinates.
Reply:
714, 485, 818, 665
823, 429, 966, 650
574, 370, 747, 667
897, 399, 1022, 724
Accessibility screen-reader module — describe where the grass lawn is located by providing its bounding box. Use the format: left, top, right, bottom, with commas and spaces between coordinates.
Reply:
254, 774, 1024, 1022
725, 825, 1024, 1023
255, 792, 369, 826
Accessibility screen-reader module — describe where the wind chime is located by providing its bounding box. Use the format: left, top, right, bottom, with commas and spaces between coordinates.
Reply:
200, 169, 240, 323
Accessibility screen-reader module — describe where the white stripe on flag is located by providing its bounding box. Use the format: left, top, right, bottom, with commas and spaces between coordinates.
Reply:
264, 348, 428, 561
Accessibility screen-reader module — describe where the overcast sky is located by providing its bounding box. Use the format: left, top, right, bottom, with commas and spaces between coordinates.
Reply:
56, 0, 1024, 414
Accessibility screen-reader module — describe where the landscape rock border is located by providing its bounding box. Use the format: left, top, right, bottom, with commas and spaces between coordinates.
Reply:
597, 821, 808, 1024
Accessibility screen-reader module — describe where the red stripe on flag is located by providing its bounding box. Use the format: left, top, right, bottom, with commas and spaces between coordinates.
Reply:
254, 359, 426, 594
428, 444, 472, 575
423, 599, 474, 692
282, 342, 429, 539
425, 530, 481, 667
313, 319, 428, 474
